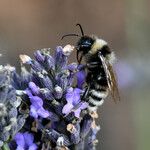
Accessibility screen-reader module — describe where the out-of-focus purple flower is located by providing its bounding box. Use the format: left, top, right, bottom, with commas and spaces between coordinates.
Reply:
26, 89, 49, 119
12, 66, 31, 90
15, 132, 37, 150
62, 88, 88, 118
115, 61, 135, 88
0, 65, 26, 146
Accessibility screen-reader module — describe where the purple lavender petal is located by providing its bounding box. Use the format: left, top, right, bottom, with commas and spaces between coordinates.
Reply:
23, 132, 34, 146
28, 144, 38, 150
16, 145, 24, 150
74, 109, 81, 118
62, 103, 73, 115
25, 88, 33, 97
71, 88, 82, 105
66, 88, 82, 105
29, 96, 43, 108
74, 102, 88, 118
67, 63, 77, 71
80, 102, 88, 110
37, 107, 49, 118
28, 82, 39, 95
76, 69, 86, 89
14, 133, 25, 147
30, 105, 38, 118
65, 88, 74, 103
41, 76, 53, 90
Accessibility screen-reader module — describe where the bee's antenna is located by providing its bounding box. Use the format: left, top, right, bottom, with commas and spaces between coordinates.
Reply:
76, 23, 84, 36
61, 34, 79, 40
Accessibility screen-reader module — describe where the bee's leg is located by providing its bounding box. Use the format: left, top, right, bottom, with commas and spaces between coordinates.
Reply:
81, 85, 90, 101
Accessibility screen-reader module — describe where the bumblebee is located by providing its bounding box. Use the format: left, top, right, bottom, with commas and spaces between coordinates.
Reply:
62, 24, 119, 112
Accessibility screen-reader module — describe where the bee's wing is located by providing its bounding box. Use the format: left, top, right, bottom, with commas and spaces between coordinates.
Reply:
98, 53, 113, 91
98, 53, 120, 102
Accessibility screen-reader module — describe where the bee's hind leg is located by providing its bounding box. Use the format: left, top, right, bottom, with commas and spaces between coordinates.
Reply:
81, 85, 90, 101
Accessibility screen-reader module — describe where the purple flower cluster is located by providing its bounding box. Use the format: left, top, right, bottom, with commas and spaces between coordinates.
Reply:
15, 132, 37, 150
0, 45, 100, 150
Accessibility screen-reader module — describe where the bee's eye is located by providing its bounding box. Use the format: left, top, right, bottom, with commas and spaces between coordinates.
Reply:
101, 45, 111, 57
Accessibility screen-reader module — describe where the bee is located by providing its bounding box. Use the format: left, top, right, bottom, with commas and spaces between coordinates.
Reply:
62, 24, 119, 113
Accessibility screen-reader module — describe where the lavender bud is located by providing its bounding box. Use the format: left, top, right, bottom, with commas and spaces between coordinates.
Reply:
40, 75, 53, 90
45, 129, 71, 146
8, 108, 18, 118
34, 50, 45, 63
10, 124, 18, 136
81, 115, 93, 138
17, 116, 26, 131
48, 111, 60, 122
0, 131, 9, 141
40, 88, 53, 101
58, 77, 68, 91
31, 60, 43, 72
67, 123, 80, 144
13, 97, 21, 108
54, 85, 63, 99
45, 55, 55, 70
55, 46, 67, 71
0, 103, 7, 117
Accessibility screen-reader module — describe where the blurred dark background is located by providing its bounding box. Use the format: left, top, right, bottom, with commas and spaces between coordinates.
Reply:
0, 0, 150, 150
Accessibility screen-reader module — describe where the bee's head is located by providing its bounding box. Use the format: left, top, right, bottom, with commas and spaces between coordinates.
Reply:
76, 36, 95, 63
61, 24, 95, 64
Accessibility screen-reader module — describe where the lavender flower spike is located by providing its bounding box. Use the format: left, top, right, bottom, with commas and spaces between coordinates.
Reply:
0, 65, 25, 148
4, 44, 105, 150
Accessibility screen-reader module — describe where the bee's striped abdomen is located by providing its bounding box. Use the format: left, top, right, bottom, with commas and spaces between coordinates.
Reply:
88, 88, 108, 112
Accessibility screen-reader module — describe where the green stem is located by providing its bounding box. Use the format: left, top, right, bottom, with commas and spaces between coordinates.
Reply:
1, 143, 10, 150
